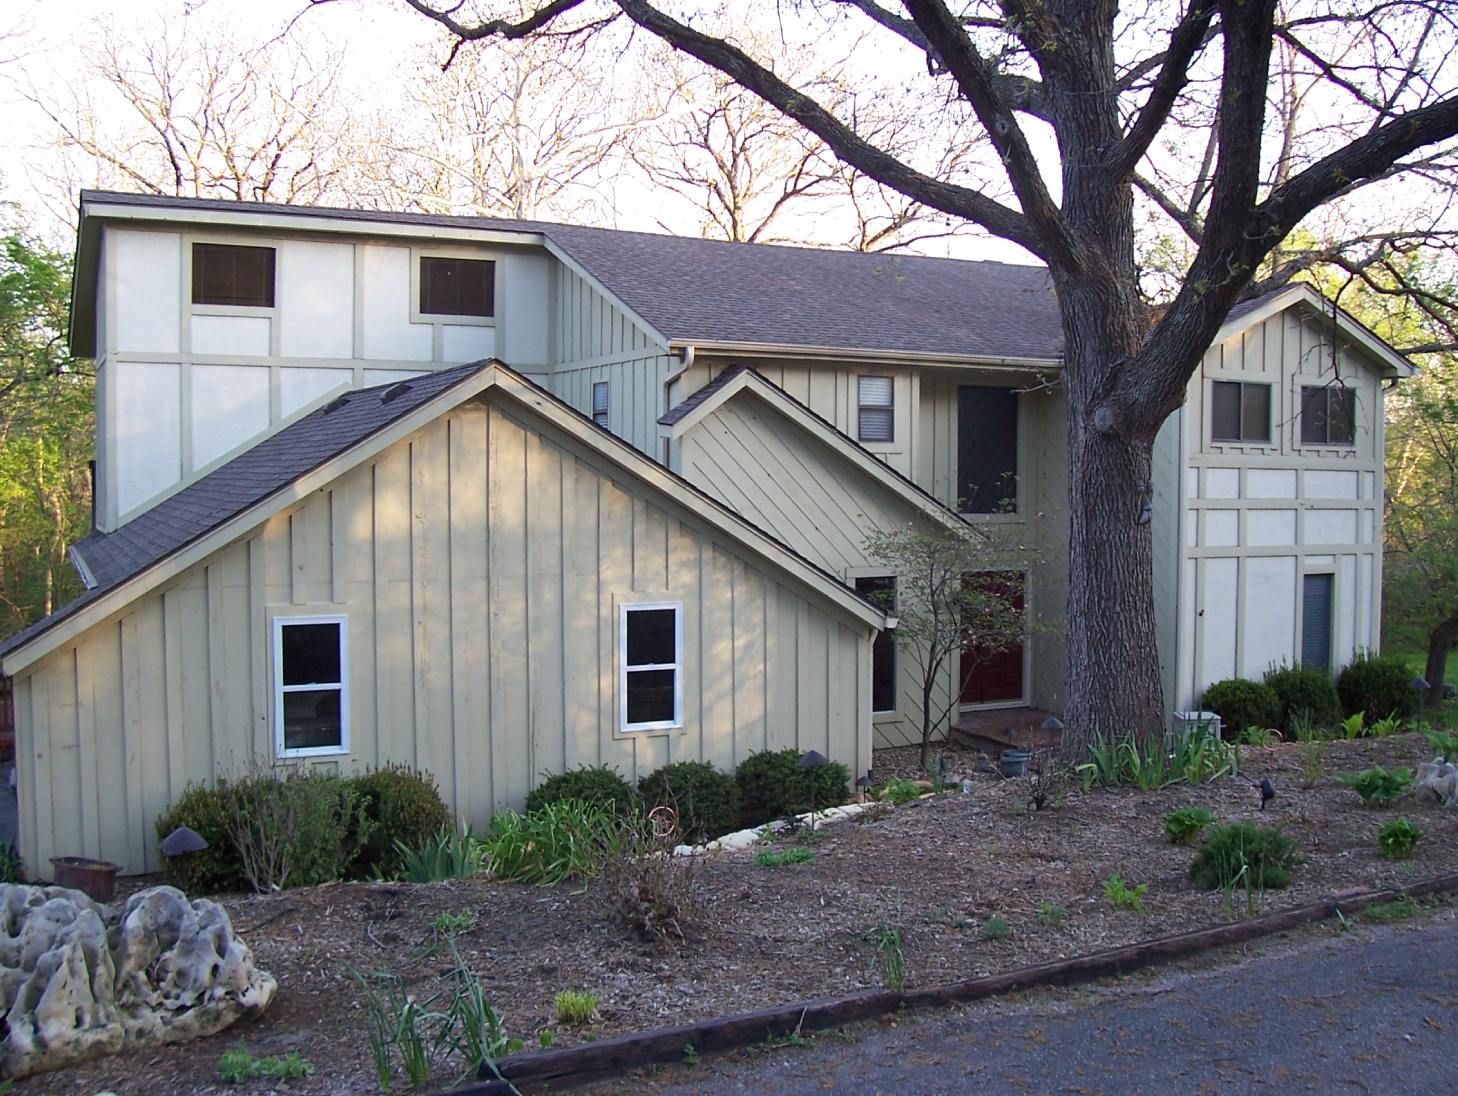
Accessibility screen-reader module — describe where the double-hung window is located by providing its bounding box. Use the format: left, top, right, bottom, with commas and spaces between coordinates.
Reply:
274, 616, 349, 757
858, 376, 895, 443
592, 381, 610, 428
1300, 385, 1356, 445
1211, 381, 1271, 443
620, 603, 683, 731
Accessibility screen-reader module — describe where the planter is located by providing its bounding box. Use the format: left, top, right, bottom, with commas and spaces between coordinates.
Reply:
50, 857, 122, 902
1000, 749, 1032, 778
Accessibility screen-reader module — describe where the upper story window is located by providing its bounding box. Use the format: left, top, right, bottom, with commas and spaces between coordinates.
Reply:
420, 256, 495, 318
858, 375, 895, 443
958, 385, 1018, 514
1300, 385, 1356, 445
1211, 380, 1271, 443
592, 381, 610, 428
192, 243, 275, 308
274, 615, 349, 757
620, 603, 682, 731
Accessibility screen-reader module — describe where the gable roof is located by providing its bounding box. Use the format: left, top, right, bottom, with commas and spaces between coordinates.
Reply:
1217, 283, 1416, 378
660, 366, 970, 531
1, 362, 887, 675
73, 190, 1063, 364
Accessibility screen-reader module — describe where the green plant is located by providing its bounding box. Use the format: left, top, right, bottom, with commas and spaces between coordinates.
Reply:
1035, 900, 1066, 927
881, 778, 924, 805
752, 846, 816, 867
1378, 817, 1424, 860
1189, 822, 1299, 891
0, 843, 23, 884
482, 800, 618, 885
1299, 739, 1330, 787
1235, 726, 1281, 747
524, 765, 638, 819
554, 990, 598, 1026
980, 914, 1011, 941
395, 827, 484, 883
1425, 728, 1458, 761
1076, 732, 1237, 791
1201, 678, 1281, 740
1340, 711, 1366, 739
1163, 806, 1215, 845
736, 748, 850, 827
1337, 653, 1421, 723
864, 923, 904, 991
638, 761, 740, 844
1286, 707, 1323, 741
1334, 765, 1413, 807
1369, 714, 1404, 737
1360, 895, 1425, 923
682, 1043, 700, 1066
349, 765, 453, 881
538, 1030, 556, 1049
1102, 875, 1148, 911
217, 1044, 314, 1084
1263, 664, 1341, 733
430, 909, 477, 937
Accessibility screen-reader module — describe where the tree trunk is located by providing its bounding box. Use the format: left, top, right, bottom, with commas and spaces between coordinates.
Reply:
1425, 617, 1458, 711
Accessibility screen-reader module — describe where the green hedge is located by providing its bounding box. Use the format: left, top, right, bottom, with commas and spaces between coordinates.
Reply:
349, 765, 453, 880
736, 749, 849, 828
1337, 653, 1419, 723
524, 766, 639, 818
1263, 664, 1341, 733
639, 761, 740, 844
1201, 678, 1281, 739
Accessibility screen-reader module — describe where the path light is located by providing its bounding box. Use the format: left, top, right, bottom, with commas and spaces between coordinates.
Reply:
799, 750, 829, 830
855, 773, 875, 803
1412, 676, 1431, 708
159, 825, 208, 858
1040, 716, 1064, 734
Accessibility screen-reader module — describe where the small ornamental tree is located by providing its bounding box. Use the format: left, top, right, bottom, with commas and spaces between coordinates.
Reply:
865, 523, 1031, 773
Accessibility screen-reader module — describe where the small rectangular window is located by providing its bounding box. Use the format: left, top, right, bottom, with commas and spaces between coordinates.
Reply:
274, 616, 348, 756
855, 575, 897, 714
192, 243, 275, 307
1211, 381, 1271, 443
420, 256, 495, 317
592, 381, 610, 428
1300, 385, 1357, 445
858, 375, 894, 443
620, 603, 682, 731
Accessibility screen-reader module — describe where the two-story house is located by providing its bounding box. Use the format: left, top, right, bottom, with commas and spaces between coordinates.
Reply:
0, 191, 1411, 875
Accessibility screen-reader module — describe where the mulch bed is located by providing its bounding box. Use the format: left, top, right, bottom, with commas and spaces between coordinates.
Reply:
26, 732, 1458, 1096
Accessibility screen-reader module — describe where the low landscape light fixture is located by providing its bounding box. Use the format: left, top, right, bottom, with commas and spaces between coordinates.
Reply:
1412, 676, 1431, 705
799, 750, 829, 828
855, 773, 875, 802
159, 825, 208, 858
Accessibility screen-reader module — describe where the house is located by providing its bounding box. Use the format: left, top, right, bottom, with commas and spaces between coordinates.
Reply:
0, 191, 1412, 875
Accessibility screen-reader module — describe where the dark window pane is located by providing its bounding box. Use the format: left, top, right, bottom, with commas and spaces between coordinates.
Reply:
626, 669, 676, 724
592, 382, 609, 427
626, 608, 677, 666
420, 257, 495, 317
1241, 384, 1271, 442
858, 406, 894, 442
1301, 573, 1334, 672
192, 243, 275, 307
1211, 381, 1241, 441
1300, 386, 1328, 445
1328, 388, 1356, 444
282, 688, 343, 750
855, 576, 896, 713
957, 386, 1018, 513
281, 622, 341, 685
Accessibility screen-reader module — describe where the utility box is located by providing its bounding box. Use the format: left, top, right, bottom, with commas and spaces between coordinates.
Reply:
1170, 709, 1222, 748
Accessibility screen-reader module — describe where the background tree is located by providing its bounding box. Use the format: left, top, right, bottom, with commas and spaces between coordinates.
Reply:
402, 0, 1458, 755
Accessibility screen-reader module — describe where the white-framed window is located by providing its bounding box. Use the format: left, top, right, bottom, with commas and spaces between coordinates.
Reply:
619, 602, 683, 731
858, 375, 895, 443
273, 615, 349, 757
592, 381, 610, 428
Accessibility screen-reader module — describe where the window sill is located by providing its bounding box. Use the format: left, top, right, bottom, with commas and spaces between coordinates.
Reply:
278, 745, 350, 760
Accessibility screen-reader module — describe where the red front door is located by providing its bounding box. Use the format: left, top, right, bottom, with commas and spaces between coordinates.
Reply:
960, 572, 1025, 706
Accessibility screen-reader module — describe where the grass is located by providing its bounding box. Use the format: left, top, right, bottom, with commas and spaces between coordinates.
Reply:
554, 990, 598, 1026
1359, 894, 1427, 923
216, 1045, 314, 1084
1388, 647, 1458, 731
753, 846, 815, 867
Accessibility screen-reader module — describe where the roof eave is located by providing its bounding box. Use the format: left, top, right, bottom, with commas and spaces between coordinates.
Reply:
669, 338, 1062, 370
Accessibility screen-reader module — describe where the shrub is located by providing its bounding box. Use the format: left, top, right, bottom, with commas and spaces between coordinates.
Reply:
0, 844, 22, 884
1163, 806, 1215, 845
638, 761, 740, 844
1263, 665, 1341, 732
1337, 653, 1420, 723
736, 749, 851, 827
1378, 817, 1424, 860
597, 814, 704, 944
1102, 875, 1148, 911
1189, 822, 1299, 891
482, 799, 619, 885
881, 778, 924, 805
1201, 678, 1281, 740
157, 780, 247, 893
348, 765, 453, 881
1424, 729, 1458, 762
554, 990, 598, 1026
1335, 765, 1413, 807
524, 766, 638, 819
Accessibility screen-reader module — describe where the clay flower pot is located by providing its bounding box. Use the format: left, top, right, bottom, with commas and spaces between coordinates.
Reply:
50, 857, 122, 902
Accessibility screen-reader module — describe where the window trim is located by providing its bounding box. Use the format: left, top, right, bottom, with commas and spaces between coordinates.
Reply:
618, 601, 684, 732
592, 380, 610, 428
853, 572, 898, 717
409, 248, 499, 328
272, 613, 350, 759
857, 374, 896, 445
1210, 379, 1272, 444
1298, 384, 1358, 447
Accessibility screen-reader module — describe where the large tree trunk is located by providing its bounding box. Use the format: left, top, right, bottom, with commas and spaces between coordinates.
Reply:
1425, 617, 1458, 711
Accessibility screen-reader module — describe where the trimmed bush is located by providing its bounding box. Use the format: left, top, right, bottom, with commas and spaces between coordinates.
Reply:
1263, 664, 1341, 733
1201, 678, 1281, 739
348, 765, 453, 880
524, 766, 638, 819
157, 780, 246, 893
638, 761, 741, 844
735, 748, 850, 828
1337, 654, 1420, 723
1189, 821, 1299, 891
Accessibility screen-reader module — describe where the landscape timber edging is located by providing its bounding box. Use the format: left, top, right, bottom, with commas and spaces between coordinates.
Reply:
440, 870, 1458, 1095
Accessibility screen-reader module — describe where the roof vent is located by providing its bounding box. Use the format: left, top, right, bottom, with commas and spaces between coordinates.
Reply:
321, 394, 350, 415
381, 382, 412, 404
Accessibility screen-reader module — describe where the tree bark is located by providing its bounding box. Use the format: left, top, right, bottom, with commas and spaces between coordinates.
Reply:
1425, 618, 1458, 711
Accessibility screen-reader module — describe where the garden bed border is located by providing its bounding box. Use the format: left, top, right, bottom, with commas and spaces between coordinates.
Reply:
442, 870, 1458, 1095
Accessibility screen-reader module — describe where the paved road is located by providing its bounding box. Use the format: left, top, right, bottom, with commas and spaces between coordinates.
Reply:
601, 911, 1458, 1095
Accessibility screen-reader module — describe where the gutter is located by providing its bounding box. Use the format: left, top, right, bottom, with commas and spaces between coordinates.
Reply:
662, 345, 695, 410
668, 339, 1062, 371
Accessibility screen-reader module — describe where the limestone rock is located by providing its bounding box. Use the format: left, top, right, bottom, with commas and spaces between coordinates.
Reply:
0, 884, 276, 1080
1414, 758, 1458, 807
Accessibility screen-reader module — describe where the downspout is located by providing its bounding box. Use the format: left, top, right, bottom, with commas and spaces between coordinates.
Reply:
660, 345, 695, 465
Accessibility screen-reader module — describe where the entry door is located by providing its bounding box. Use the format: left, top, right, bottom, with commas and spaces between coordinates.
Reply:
1301, 573, 1334, 672
960, 571, 1026, 706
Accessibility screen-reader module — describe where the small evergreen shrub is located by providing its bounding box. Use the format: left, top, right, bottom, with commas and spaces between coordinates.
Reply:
524, 766, 638, 819
638, 761, 741, 844
1189, 821, 1299, 891
1337, 654, 1420, 723
348, 765, 453, 880
1378, 817, 1424, 860
1263, 665, 1341, 733
1201, 678, 1281, 739
157, 780, 248, 893
735, 748, 850, 827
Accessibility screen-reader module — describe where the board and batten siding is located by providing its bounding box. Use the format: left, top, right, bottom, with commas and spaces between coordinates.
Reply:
13, 395, 872, 876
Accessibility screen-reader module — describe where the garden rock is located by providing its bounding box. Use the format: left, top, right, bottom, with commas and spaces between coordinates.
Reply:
1413, 759, 1458, 808
0, 884, 276, 1079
